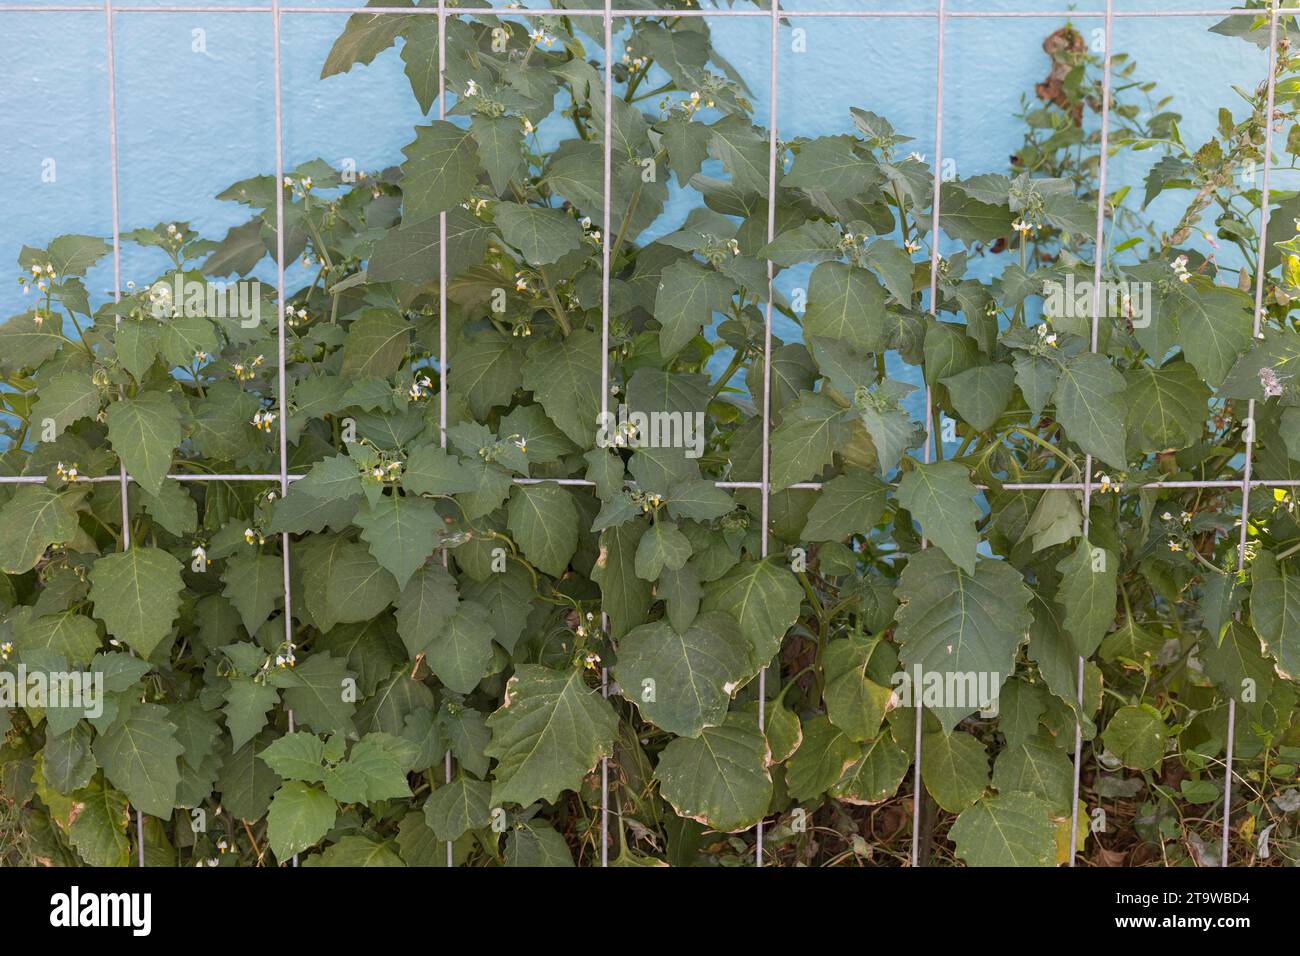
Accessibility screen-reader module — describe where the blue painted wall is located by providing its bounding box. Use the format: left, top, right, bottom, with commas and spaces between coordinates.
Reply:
0, 0, 1274, 343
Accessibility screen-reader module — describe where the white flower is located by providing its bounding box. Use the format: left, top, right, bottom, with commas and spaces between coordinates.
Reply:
904, 239, 920, 254
465, 79, 479, 97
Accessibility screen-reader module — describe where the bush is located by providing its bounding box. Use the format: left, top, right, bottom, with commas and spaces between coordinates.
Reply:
1, 4, 1298, 868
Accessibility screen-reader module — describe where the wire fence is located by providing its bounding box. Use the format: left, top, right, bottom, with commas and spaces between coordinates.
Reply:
0, 0, 1285, 867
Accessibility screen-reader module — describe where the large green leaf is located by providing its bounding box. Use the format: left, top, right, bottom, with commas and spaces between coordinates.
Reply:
614, 611, 751, 738
89, 547, 184, 659
896, 461, 980, 575
1250, 552, 1300, 681
355, 494, 440, 591
0, 485, 81, 575
700, 557, 803, 670
93, 703, 184, 818
1052, 352, 1128, 469
507, 482, 578, 577
485, 665, 618, 807
893, 550, 1032, 731
652, 713, 772, 832
105, 392, 183, 495
949, 791, 1056, 867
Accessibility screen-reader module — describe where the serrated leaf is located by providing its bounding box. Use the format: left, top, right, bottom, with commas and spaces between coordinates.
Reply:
894, 550, 1032, 732
896, 461, 980, 575
105, 392, 183, 495
507, 482, 578, 577
267, 781, 337, 860
89, 547, 184, 658
700, 557, 803, 671
92, 703, 183, 818
949, 792, 1056, 867
485, 665, 618, 807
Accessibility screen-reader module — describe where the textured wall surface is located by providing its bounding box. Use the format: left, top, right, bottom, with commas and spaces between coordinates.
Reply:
0, 0, 1273, 340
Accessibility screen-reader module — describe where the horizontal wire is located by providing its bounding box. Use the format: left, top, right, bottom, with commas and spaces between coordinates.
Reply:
0, 472, 1286, 493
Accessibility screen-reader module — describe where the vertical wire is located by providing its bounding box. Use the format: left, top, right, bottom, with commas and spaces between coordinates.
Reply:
913, 0, 945, 869
1231, 0, 1280, 870
755, 0, 779, 869
1070, 0, 1114, 867
102, 0, 144, 868
600, 0, 613, 869
270, 0, 299, 867
437, 0, 454, 870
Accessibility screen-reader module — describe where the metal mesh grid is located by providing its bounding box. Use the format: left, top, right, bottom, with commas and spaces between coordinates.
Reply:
0, 0, 1283, 868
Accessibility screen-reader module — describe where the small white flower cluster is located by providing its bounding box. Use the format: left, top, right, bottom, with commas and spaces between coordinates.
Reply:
287, 305, 309, 328
1011, 218, 1037, 237
1172, 254, 1192, 283
621, 49, 648, 71
409, 374, 434, 400
233, 354, 265, 382
1036, 322, 1058, 348
55, 461, 81, 483
904, 238, 920, 254
244, 527, 266, 546
580, 215, 602, 247
370, 460, 403, 483
283, 175, 314, 197
276, 642, 297, 669
19, 261, 56, 297
1094, 471, 1117, 494
465, 79, 479, 98
528, 28, 556, 49
1, 641, 13, 661
1162, 510, 1194, 553
252, 409, 277, 432
576, 611, 597, 640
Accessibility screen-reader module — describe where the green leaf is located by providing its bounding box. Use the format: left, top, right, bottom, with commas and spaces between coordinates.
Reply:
105, 392, 183, 495
1102, 705, 1169, 771
614, 611, 751, 738
799, 469, 889, 541
0, 485, 80, 574
485, 665, 618, 807
896, 461, 981, 575
422, 775, 492, 841
93, 703, 183, 818
269, 652, 357, 738
992, 733, 1075, 815
949, 792, 1056, 867
654, 259, 736, 360
355, 494, 439, 591
520, 330, 602, 447
803, 261, 889, 353
507, 482, 578, 578
31, 372, 99, 437
700, 557, 803, 671
823, 631, 894, 742
652, 713, 772, 832
426, 601, 495, 694
1168, 284, 1253, 388
89, 547, 184, 658
941, 364, 1014, 433
69, 777, 130, 867
770, 391, 849, 491
224, 678, 280, 752
259, 732, 327, 783
1052, 352, 1128, 469
593, 522, 653, 641
471, 115, 525, 195
786, 716, 859, 802
1249, 552, 1300, 681
894, 550, 1032, 732
1054, 538, 1116, 658
395, 562, 459, 658
267, 781, 337, 860
634, 520, 692, 581
221, 552, 285, 637
341, 309, 410, 379
494, 202, 584, 267
325, 735, 413, 805
399, 121, 482, 222
920, 728, 990, 814
1123, 361, 1210, 453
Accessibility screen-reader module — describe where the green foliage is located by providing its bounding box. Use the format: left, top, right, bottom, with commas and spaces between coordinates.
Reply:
2, 8, 1299, 869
